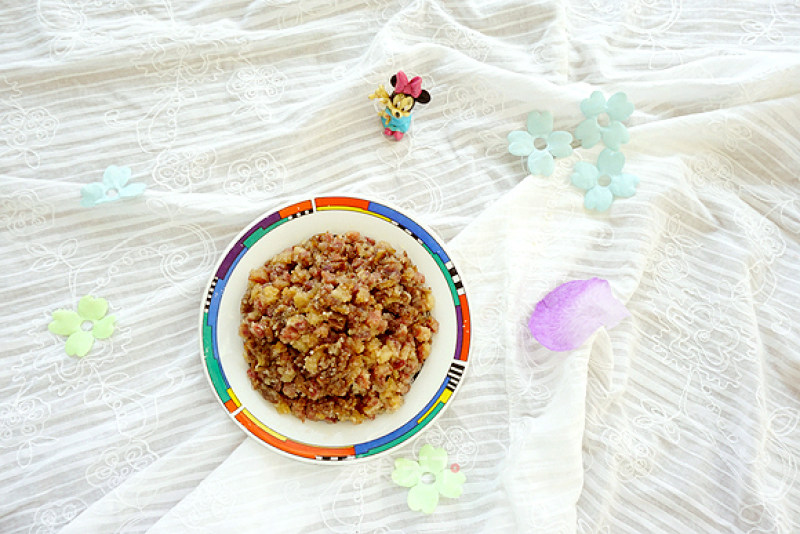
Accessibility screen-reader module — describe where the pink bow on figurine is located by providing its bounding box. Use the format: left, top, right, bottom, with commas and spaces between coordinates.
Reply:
394, 71, 422, 98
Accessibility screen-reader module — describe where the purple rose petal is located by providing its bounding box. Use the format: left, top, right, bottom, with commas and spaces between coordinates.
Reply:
528, 278, 629, 351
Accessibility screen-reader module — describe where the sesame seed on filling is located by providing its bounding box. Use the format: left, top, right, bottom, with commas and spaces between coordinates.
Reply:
239, 231, 438, 424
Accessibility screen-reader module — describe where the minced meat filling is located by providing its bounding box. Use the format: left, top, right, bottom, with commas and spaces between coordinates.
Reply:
239, 231, 438, 424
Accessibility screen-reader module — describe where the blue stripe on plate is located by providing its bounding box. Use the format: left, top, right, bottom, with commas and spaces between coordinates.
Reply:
368, 203, 450, 264
354, 378, 450, 455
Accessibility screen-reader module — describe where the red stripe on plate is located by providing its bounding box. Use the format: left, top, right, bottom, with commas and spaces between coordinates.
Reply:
279, 200, 313, 218
315, 196, 370, 210
458, 293, 471, 361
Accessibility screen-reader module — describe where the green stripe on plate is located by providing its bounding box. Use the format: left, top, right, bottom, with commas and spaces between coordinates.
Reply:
424, 244, 458, 306
243, 218, 289, 248
205, 356, 230, 403
202, 322, 214, 359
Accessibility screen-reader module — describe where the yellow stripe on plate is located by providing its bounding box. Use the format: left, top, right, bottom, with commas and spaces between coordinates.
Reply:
242, 409, 287, 440
317, 206, 392, 222
417, 389, 453, 423
440, 388, 453, 404
227, 388, 241, 407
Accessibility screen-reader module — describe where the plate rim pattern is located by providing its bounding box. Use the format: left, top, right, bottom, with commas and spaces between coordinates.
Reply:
199, 196, 471, 463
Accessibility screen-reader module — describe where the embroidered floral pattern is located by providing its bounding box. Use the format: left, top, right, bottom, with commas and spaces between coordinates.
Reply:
0, 106, 59, 168
0, 393, 54, 468
29, 497, 87, 534
432, 23, 491, 61
85, 438, 158, 492
602, 426, 655, 481
48, 295, 116, 357
224, 151, 286, 199
420, 423, 480, 472
0, 190, 54, 236
652, 289, 750, 390
227, 65, 287, 121
391, 444, 466, 514
152, 148, 216, 192
442, 80, 500, 124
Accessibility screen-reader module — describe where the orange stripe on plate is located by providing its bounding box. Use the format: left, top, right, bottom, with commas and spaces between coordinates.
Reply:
279, 200, 313, 218
458, 293, 471, 361
242, 409, 286, 440
224, 399, 238, 412
234, 411, 355, 459
315, 196, 370, 210
283, 440, 355, 459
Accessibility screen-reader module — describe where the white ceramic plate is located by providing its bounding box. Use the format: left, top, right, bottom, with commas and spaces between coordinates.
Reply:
199, 196, 471, 463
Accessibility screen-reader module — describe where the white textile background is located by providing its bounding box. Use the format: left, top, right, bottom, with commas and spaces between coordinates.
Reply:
2, 1, 800, 532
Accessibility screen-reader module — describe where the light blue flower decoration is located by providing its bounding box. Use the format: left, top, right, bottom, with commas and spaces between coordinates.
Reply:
80, 165, 146, 207
507, 111, 573, 176
570, 149, 639, 211
574, 92, 634, 150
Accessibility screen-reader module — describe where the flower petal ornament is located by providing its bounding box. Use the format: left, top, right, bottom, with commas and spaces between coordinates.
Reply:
391, 444, 466, 514
570, 149, 639, 211
507, 111, 574, 176
574, 91, 634, 150
80, 165, 146, 207
48, 295, 116, 357
528, 278, 629, 351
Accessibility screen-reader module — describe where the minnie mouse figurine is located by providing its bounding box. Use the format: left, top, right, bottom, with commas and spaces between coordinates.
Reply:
369, 71, 431, 140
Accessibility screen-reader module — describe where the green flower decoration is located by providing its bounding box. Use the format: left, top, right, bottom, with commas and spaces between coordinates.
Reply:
507, 111, 573, 176
391, 444, 466, 514
570, 149, 639, 211
574, 91, 634, 150
48, 295, 116, 357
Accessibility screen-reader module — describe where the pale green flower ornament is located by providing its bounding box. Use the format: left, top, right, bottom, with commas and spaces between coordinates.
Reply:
48, 295, 116, 357
391, 444, 466, 514
507, 111, 573, 176
570, 149, 639, 211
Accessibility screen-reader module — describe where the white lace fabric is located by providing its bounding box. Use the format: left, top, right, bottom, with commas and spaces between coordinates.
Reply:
2, 1, 800, 532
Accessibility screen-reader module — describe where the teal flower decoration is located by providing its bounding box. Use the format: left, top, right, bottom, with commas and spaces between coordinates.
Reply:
48, 295, 116, 357
570, 149, 639, 211
80, 165, 146, 207
507, 111, 573, 176
391, 444, 466, 514
574, 92, 634, 150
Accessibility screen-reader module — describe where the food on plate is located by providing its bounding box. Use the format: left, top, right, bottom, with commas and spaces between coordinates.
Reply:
239, 231, 438, 424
